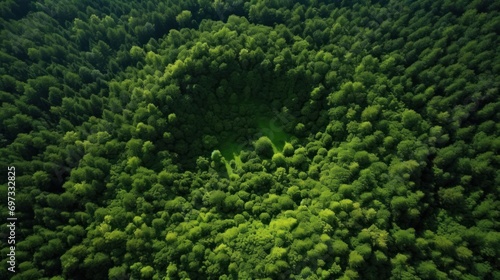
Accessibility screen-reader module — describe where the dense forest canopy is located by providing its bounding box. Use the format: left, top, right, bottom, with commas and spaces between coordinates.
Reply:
0, 0, 499, 279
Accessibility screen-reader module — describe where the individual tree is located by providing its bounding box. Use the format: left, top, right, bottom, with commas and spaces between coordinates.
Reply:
254, 136, 274, 158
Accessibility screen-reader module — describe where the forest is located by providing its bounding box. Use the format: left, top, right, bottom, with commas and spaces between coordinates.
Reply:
0, 0, 499, 279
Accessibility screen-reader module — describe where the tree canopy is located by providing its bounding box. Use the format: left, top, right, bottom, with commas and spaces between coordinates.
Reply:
0, 0, 499, 279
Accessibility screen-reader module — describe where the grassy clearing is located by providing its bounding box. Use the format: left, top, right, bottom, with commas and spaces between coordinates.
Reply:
256, 117, 290, 152
219, 117, 290, 174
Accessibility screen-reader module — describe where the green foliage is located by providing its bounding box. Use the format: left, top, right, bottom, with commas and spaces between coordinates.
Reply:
0, 0, 498, 279
332, 240, 349, 256
254, 136, 274, 158
393, 228, 416, 248
282, 142, 294, 157
208, 190, 226, 208
271, 152, 286, 167
349, 250, 365, 268
108, 266, 128, 280
176, 10, 192, 28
